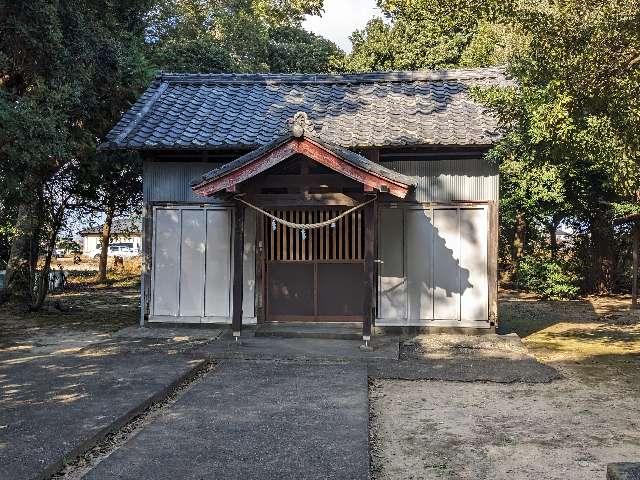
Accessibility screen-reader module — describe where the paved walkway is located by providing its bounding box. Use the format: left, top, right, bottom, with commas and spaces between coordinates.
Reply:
83, 360, 370, 480
1, 325, 560, 480
0, 349, 209, 480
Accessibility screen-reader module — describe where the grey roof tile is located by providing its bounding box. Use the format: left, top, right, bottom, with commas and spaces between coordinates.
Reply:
101, 68, 511, 151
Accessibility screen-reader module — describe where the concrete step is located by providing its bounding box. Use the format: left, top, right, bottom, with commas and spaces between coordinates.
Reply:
255, 322, 362, 340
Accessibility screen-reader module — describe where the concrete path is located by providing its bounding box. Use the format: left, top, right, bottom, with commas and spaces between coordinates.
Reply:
83, 360, 370, 480
0, 349, 209, 480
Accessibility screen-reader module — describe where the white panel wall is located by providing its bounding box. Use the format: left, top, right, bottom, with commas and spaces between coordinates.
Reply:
378, 208, 406, 322
460, 208, 489, 321
204, 209, 231, 318
406, 209, 434, 321
377, 204, 490, 327
433, 209, 461, 320
153, 209, 181, 316
179, 210, 206, 317
151, 206, 255, 323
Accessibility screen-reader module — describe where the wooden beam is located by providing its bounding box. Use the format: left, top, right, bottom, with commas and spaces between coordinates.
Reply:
250, 174, 360, 190
633, 225, 639, 309
297, 140, 410, 198
142, 202, 153, 324
232, 202, 245, 336
245, 193, 366, 207
192, 137, 412, 198
487, 201, 499, 325
193, 141, 298, 196
362, 199, 375, 342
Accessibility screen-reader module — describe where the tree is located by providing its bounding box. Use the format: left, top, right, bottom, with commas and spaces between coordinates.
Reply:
478, 0, 640, 293
339, 0, 508, 71
0, 0, 153, 304
266, 25, 342, 73
145, 0, 331, 73
91, 154, 143, 283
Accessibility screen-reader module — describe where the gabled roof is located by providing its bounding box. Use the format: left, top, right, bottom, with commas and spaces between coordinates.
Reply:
101, 67, 511, 151
191, 133, 416, 199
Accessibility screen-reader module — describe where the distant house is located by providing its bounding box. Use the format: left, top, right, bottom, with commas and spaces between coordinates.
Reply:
79, 219, 142, 257
100, 68, 508, 339
556, 229, 573, 245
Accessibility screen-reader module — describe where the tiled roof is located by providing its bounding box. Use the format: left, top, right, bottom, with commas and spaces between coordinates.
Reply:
191, 134, 417, 189
101, 67, 510, 151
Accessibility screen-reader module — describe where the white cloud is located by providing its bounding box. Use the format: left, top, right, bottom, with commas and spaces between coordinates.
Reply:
303, 0, 383, 53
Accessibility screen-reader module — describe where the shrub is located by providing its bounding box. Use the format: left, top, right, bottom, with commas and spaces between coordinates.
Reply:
516, 255, 581, 300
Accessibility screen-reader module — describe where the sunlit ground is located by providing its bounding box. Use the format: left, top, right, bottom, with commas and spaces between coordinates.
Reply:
499, 289, 640, 364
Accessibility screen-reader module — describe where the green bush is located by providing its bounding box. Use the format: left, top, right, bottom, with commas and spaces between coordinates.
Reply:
516, 256, 581, 300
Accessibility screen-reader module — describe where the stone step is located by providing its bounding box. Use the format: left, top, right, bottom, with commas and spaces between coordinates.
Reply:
255, 322, 363, 340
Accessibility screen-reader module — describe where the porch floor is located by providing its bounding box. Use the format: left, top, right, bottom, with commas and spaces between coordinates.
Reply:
255, 321, 363, 340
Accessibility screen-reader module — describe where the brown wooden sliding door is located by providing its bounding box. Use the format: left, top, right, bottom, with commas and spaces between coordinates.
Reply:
265, 208, 364, 322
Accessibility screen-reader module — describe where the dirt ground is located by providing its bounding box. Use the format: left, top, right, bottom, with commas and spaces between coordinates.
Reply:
370, 289, 640, 480
0, 260, 140, 359
2, 280, 640, 479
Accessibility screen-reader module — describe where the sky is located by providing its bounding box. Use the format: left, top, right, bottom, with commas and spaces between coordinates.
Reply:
303, 0, 383, 53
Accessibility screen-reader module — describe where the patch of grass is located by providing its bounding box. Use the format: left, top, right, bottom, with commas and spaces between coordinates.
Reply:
66, 257, 141, 289
499, 289, 640, 363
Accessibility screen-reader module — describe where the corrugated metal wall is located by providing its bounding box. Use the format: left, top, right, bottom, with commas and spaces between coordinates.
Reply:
144, 158, 498, 204
383, 158, 498, 202
144, 161, 225, 203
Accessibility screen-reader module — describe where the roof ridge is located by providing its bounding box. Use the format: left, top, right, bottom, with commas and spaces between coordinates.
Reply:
114, 81, 169, 146
156, 67, 507, 85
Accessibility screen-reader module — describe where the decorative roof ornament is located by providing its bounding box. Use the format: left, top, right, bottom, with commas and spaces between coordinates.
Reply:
289, 111, 314, 138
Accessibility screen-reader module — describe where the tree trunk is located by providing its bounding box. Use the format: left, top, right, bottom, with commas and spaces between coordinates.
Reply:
588, 212, 616, 294
512, 212, 527, 263
5, 200, 41, 304
97, 206, 115, 283
548, 223, 558, 259
31, 212, 64, 310
548, 215, 562, 260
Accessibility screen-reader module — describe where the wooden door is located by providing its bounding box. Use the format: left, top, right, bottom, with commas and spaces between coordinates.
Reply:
265, 208, 364, 322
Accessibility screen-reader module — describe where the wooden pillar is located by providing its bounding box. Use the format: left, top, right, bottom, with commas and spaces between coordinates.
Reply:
232, 202, 245, 337
362, 199, 375, 342
255, 212, 265, 323
141, 201, 153, 326
488, 201, 499, 326
633, 224, 639, 309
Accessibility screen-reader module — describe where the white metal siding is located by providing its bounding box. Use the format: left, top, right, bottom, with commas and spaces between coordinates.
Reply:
406, 208, 434, 320
433, 208, 461, 320
382, 158, 498, 202
377, 204, 490, 327
379, 208, 406, 321
204, 209, 231, 318
144, 162, 225, 203
153, 209, 181, 316
150, 205, 256, 323
179, 210, 206, 317
144, 159, 498, 204
460, 208, 489, 321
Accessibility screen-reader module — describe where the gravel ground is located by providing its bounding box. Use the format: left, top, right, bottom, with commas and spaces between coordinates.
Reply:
369, 364, 640, 480
370, 290, 640, 480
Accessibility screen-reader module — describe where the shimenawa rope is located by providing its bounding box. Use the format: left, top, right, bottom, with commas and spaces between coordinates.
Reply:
235, 195, 375, 230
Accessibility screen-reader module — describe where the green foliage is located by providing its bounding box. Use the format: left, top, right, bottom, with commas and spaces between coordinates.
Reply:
266, 25, 342, 73
478, 0, 640, 292
145, 0, 338, 73
340, 0, 509, 71
516, 255, 581, 300
149, 38, 234, 73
